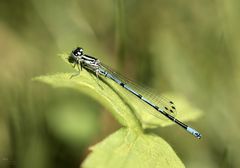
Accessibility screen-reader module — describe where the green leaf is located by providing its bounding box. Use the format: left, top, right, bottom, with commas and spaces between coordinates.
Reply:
82, 128, 184, 168
34, 70, 185, 167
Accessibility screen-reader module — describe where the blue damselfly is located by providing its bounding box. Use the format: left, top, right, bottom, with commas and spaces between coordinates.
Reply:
68, 47, 202, 139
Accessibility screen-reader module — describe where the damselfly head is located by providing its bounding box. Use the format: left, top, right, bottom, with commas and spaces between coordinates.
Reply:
73, 47, 83, 56
68, 47, 84, 63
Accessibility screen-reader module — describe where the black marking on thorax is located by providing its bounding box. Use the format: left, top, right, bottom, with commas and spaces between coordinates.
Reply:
83, 54, 97, 60
82, 55, 97, 62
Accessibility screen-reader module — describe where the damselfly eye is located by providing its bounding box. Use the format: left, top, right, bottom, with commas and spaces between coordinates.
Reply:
73, 47, 83, 56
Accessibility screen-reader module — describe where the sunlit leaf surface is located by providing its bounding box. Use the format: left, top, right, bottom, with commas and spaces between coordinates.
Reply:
83, 128, 184, 168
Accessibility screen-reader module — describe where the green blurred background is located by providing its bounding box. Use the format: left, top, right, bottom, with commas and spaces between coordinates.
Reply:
0, 0, 240, 167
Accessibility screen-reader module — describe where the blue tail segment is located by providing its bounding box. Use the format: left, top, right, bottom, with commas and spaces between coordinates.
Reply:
187, 127, 202, 139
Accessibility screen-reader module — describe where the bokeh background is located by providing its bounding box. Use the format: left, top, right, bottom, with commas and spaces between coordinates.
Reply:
1, 0, 240, 167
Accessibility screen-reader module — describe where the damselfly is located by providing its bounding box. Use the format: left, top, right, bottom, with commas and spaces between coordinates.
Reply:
68, 47, 202, 139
